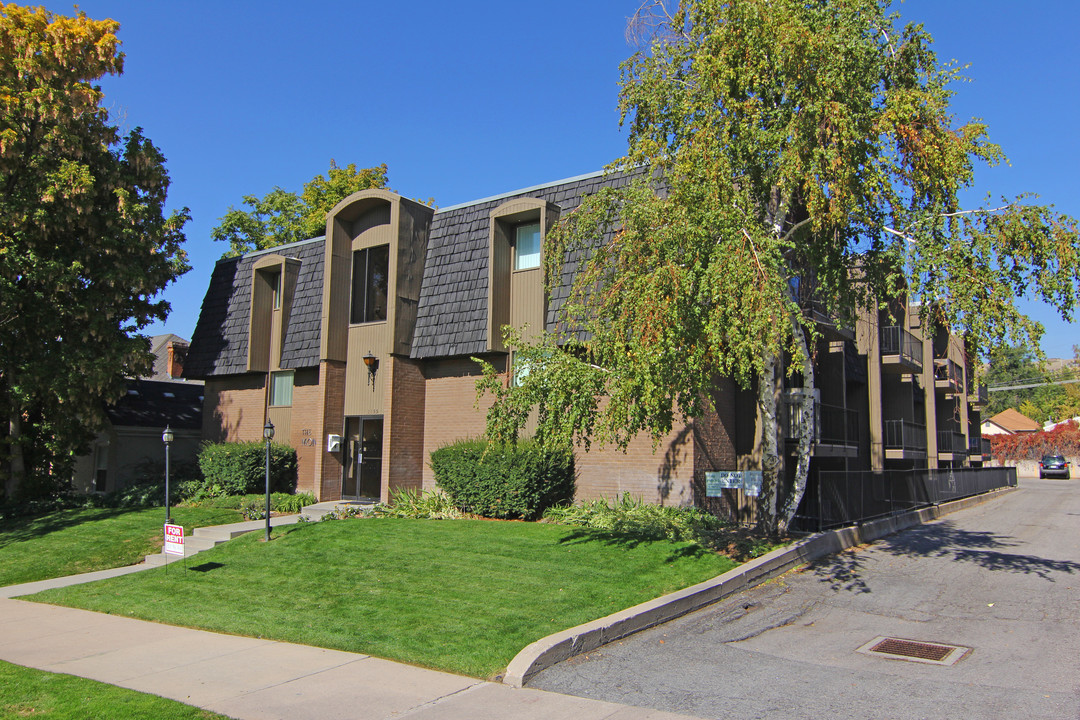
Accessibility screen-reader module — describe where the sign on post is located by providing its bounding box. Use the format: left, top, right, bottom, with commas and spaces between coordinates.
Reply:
164, 523, 184, 556
704, 470, 764, 497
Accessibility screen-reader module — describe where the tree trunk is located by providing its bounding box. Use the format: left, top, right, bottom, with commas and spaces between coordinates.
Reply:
756, 353, 782, 535
6, 409, 24, 500
778, 312, 815, 534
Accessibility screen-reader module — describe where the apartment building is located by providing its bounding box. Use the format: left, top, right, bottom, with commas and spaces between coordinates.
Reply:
186, 170, 986, 518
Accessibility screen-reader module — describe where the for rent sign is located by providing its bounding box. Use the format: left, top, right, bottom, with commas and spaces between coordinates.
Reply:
164, 523, 184, 556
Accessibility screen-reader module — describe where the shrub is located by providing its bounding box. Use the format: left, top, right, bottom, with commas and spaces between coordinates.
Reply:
430, 438, 575, 520
196, 442, 298, 497
274, 492, 316, 514
373, 488, 463, 519
543, 494, 728, 545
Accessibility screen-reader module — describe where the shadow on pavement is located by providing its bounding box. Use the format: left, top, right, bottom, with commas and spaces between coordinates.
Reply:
879, 520, 1080, 580
812, 519, 1080, 589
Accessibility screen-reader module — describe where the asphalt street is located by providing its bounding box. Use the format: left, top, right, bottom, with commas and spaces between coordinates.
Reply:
530, 478, 1080, 720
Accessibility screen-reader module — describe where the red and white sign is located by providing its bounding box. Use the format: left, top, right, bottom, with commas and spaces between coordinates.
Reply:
164, 523, 184, 556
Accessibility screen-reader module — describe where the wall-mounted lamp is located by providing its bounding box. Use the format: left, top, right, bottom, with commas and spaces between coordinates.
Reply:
363, 352, 379, 388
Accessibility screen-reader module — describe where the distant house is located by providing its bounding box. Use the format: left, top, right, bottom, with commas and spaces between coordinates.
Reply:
71, 336, 203, 494
981, 408, 1042, 436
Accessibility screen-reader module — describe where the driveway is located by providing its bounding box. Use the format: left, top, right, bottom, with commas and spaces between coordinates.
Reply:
530, 478, 1080, 720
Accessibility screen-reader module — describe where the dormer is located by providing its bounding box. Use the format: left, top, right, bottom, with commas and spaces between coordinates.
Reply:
487, 197, 560, 352
321, 189, 434, 361
247, 253, 301, 372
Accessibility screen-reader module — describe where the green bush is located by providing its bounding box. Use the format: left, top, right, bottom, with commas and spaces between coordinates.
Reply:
196, 442, 297, 497
543, 494, 727, 545
373, 488, 463, 519
430, 438, 575, 520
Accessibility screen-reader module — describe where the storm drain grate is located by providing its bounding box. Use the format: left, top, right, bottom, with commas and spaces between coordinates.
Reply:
856, 637, 970, 666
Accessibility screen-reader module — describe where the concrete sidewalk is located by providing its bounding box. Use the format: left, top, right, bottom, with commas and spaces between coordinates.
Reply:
0, 595, 701, 720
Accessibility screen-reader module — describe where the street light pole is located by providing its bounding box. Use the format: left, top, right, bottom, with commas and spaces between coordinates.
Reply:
263, 420, 274, 541
161, 426, 173, 525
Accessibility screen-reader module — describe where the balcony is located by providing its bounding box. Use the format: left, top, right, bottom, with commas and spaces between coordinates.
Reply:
968, 435, 992, 461
884, 418, 927, 460
968, 383, 988, 409
791, 276, 855, 342
784, 396, 859, 457
934, 358, 964, 395
880, 326, 923, 374
937, 429, 967, 459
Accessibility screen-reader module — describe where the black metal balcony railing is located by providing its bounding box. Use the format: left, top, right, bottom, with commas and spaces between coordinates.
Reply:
884, 419, 927, 451
982, 437, 992, 457
968, 436, 983, 456
785, 398, 859, 447
937, 430, 967, 454
819, 403, 859, 446
934, 358, 964, 391
969, 383, 989, 407
880, 326, 923, 369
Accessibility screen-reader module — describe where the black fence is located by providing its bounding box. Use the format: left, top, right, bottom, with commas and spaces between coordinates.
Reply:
792, 466, 1017, 532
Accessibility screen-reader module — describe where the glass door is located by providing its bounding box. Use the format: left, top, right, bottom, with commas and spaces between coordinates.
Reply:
342, 416, 383, 500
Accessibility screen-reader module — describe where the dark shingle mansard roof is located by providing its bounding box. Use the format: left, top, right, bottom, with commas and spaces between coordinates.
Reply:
185, 238, 325, 377
187, 169, 642, 375
411, 168, 640, 359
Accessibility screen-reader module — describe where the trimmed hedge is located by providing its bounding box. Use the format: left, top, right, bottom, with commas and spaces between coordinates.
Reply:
196, 442, 298, 497
431, 438, 575, 520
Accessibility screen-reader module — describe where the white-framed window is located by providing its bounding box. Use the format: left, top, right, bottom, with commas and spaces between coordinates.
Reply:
514, 222, 541, 271
269, 370, 294, 407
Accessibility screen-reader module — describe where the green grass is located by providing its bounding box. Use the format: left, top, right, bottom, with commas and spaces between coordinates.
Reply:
0, 660, 234, 719
0, 506, 243, 587
28, 518, 738, 678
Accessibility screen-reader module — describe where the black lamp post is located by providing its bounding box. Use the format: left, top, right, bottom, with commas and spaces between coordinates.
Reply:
162, 425, 173, 525
263, 420, 274, 541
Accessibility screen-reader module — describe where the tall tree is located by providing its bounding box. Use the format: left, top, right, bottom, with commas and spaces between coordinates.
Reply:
478, 0, 1080, 534
212, 161, 389, 256
0, 4, 189, 500
985, 345, 1080, 421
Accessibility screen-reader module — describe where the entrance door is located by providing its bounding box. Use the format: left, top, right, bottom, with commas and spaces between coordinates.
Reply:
342, 416, 383, 499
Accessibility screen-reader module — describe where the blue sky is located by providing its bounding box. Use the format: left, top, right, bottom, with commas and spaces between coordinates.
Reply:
46, 1, 1080, 358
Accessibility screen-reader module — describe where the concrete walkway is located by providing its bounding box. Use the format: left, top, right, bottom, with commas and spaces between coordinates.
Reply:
0, 593, 700, 720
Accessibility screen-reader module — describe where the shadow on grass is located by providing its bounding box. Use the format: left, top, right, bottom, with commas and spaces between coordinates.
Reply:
556, 527, 712, 562
188, 562, 225, 573
0, 508, 138, 548
555, 525, 776, 564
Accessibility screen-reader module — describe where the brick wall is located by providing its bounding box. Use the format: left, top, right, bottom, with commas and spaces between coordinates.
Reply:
574, 424, 696, 505
288, 368, 322, 496
694, 378, 753, 521
385, 355, 427, 500
315, 360, 347, 501
421, 357, 499, 489
202, 374, 266, 443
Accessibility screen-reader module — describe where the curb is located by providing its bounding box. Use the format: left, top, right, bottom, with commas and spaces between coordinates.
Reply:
503, 485, 1017, 688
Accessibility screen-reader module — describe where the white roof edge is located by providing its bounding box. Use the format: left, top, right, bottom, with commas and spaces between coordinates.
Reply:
240, 236, 325, 261
436, 168, 609, 213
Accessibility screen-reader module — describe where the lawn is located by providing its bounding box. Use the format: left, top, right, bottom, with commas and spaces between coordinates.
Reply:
28, 518, 739, 678
0, 660, 234, 719
0, 506, 243, 587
